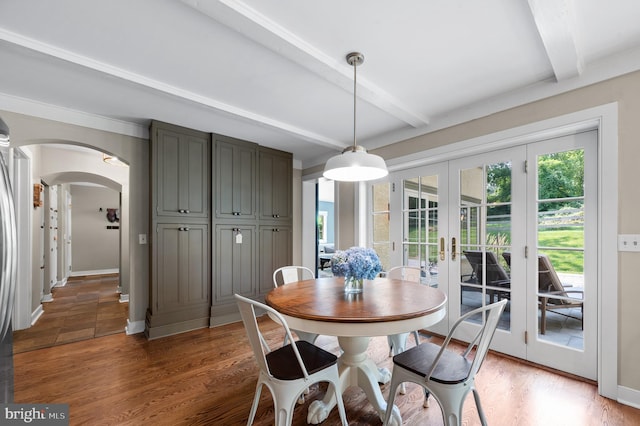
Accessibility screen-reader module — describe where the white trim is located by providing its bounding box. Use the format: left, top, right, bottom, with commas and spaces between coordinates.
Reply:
41, 293, 53, 303
125, 319, 145, 335
597, 103, 619, 399
30, 305, 44, 326
119, 294, 129, 303
70, 268, 118, 277
618, 386, 640, 409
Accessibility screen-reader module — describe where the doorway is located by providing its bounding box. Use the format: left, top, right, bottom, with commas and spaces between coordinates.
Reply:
371, 130, 597, 379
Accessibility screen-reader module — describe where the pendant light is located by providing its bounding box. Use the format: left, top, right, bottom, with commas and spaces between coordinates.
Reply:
323, 52, 388, 182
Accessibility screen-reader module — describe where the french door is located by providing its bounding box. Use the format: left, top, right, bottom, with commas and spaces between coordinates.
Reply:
370, 130, 597, 378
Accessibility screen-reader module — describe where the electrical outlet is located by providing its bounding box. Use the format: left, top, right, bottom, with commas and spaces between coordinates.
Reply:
139, 234, 147, 245
618, 234, 640, 252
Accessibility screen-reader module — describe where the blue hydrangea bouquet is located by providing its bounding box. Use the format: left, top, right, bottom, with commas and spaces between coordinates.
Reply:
330, 246, 382, 293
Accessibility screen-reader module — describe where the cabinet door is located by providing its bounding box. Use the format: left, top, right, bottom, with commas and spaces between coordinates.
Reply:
154, 125, 209, 219
214, 224, 256, 303
154, 223, 210, 313
259, 148, 292, 221
258, 226, 292, 295
215, 137, 257, 219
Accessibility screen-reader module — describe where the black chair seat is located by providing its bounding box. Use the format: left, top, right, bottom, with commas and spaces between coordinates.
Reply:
393, 341, 471, 385
266, 340, 338, 380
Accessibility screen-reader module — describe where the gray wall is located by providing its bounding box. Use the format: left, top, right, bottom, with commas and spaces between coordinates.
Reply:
70, 185, 119, 274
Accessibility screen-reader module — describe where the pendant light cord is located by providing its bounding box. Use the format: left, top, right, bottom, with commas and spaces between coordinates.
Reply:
353, 57, 357, 149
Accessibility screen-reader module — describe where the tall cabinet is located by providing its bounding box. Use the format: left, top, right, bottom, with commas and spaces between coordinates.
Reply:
147, 121, 211, 339
147, 122, 293, 337
211, 137, 293, 325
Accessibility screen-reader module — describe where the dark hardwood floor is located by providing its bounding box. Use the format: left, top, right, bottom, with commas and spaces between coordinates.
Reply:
12, 274, 128, 353
12, 314, 640, 425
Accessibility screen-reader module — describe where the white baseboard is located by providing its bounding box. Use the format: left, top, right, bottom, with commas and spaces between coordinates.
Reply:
41, 293, 53, 303
119, 294, 129, 303
31, 305, 44, 325
53, 277, 68, 288
70, 268, 118, 277
618, 386, 640, 409
125, 319, 144, 335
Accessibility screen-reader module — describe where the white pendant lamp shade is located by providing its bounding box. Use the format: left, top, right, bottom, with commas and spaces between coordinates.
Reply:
323, 146, 388, 182
323, 52, 388, 182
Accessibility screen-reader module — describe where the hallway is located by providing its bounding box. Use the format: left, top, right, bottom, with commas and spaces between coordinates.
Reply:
12, 274, 128, 353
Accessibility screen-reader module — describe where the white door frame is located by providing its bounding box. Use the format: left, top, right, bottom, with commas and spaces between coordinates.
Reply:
382, 103, 618, 399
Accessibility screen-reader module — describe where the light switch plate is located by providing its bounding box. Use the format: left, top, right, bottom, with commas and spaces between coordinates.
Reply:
618, 234, 640, 252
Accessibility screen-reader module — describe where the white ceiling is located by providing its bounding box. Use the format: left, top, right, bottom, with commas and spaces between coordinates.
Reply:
1, 0, 640, 169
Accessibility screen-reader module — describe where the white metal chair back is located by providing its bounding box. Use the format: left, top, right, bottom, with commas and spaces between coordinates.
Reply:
386, 265, 422, 283
234, 294, 348, 426
383, 298, 508, 426
273, 266, 315, 288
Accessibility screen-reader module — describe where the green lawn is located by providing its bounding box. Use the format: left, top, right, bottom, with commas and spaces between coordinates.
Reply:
405, 226, 584, 274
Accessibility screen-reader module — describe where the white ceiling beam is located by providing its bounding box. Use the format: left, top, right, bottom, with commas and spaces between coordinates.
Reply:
527, 0, 583, 81
181, 0, 430, 128
0, 28, 345, 149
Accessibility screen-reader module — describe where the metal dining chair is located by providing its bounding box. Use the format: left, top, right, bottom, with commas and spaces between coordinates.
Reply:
384, 265, 429, 402
383, 299, 508, 426
234, 294, 348, 426
385, 265, 424, 356
272, 266, 319, 345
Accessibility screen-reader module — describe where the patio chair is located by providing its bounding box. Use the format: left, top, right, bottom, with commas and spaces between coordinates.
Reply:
382, 299, 508, 426
462, 250, 511, 303
272, 266, 319, 345
234, 294, 348, 426
537, 254, 583, 334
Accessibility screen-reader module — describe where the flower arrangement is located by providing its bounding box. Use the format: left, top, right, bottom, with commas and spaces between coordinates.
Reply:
331, 247, 382, 293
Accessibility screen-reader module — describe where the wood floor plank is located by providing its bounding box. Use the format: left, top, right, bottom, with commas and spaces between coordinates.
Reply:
13, 316, 640, 425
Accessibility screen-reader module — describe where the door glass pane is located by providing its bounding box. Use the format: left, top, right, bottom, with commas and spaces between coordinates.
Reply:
371, 183, 391, 271
402, 175, 438, 286
536, 149, 585, 349
459, 163, 512, 331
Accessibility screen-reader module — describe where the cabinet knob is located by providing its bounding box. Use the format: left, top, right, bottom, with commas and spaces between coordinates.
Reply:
272, 228, 279, 232
233, 211, 241, 216
272, 214, 280, 218
179, 227, 190, 231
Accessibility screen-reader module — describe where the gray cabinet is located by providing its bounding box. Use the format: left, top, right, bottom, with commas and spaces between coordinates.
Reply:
214, 224, 256, 304
152, 122, 209, 219
258, 225, 292, 295
153, 223, 210, 312
259, 147, 292, 221
214, 135, 257, 220
147, 120, 211, 339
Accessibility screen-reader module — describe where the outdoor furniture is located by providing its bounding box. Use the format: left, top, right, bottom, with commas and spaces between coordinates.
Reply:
383, 299, 508, 426
502, 252, 584, 334
234, 294, 348, 426
537, 253, 584, 334
463, 250, 511, 303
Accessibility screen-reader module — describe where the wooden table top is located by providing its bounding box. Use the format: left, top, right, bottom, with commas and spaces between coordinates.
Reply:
265, 277, 447, 323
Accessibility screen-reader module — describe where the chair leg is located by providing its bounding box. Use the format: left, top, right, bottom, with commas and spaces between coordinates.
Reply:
247, 381, 263, 425
472, 388, 488, 426
382, 377, 401, 426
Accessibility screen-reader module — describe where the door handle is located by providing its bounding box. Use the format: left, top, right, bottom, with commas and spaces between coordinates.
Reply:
439, 237, 445, 261
451, 237, 457, 261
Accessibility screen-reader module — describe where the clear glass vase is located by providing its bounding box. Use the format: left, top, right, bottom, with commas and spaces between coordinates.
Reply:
344, 276, 364, 294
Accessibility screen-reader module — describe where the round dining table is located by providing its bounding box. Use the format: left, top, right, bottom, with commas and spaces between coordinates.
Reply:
265, 276, 447, 425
